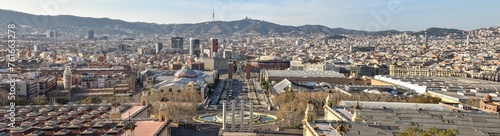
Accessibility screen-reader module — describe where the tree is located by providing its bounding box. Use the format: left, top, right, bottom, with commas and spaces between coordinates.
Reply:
260, 81, 270, 92
207, 83, 215, 89
0, 91, 9, 106
465, 98, 481, 108
56, 98, 68, 104
398, 127, 458, 136
273, 91, 330, 127
149, 90, 203, 123
76, 96, 102, 104
106, 96, 126, 107
31, 96, 49, 105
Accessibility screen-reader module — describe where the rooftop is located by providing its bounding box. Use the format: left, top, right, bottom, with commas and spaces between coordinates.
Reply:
0, 103, 146, 136
265, 70, 345, 78
320, 101, 500, 135
130, 121, 165, 136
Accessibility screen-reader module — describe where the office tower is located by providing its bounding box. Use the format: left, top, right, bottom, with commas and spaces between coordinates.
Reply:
171, 37, 184, 49
210, 38, 219, 57
324, 38, 329, 45
46, 30, 57, 38
88, 30, 94, 40
466, 34, 470, 45
119, 44, 127, 52
156, 43, 163, 54
189, 38, 200, 56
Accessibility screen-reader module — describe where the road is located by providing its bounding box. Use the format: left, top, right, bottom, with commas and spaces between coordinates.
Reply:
231, 76, 245, 102
209, 80, 226, 106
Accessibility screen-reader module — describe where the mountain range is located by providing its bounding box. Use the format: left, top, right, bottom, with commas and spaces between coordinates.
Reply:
0, 9, 467, 36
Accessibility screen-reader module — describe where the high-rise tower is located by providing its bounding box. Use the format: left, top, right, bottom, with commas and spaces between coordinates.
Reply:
189, 38, 200, 57
87, 30, 94, 40
63, 66, 72, 90
171, 37, 184, 49
466, 31, 470, 45
155, 43, 163, 54
210, 38, 219, 57
423, 31, 429, 48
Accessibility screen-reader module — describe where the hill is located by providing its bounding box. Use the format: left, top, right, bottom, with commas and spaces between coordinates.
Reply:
0, 9, 467, 36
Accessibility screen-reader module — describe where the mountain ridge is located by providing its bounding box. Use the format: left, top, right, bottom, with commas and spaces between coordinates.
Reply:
0, 9, 471, 36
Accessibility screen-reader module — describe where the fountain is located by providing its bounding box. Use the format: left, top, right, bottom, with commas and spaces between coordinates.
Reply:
195, 100, 277, 130
195, 111, 277, 125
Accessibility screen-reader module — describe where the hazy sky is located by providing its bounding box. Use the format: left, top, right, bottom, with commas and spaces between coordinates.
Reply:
1, 0, 499, 31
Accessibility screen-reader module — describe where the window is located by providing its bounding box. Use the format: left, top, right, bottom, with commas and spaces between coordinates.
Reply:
168, 88, 172, 92
177, 90, 181, 93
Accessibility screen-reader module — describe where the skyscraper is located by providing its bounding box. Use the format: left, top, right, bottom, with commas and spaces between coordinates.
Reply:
210, 38, 219, 57
199, 43, 205, 57
189, 38, 200, 57
466, 32, 470, 45
87, 30, 94, 40
63, 66, 72, 90
46, 30, 57, 38
156, 43, 163, 54
119, 44, 127, 52
171, 37, 184, 49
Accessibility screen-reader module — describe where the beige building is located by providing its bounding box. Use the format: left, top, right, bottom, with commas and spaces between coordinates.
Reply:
304, 99, 500, 136
261, 70, 370, 85
201, 57, 228, 71
389, 65, 468, 77
157, 80, 196, 93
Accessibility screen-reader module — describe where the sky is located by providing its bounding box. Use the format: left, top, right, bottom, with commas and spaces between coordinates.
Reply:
0, 0, 499, 31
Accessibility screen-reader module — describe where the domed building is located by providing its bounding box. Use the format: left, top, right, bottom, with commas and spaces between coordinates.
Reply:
174, 66, 197, 78
480, 94, 500, 113
153, 65, 215, 98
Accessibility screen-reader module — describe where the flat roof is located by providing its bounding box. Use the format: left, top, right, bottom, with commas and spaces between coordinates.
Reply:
23, 67, 126, 71
265, 70, 345, 78
72, 92, 115, 96
339, 101, 452, 111
121, 106, 144, 119
132, 121, 165, 136
327, 101, 500, 135
314, 123, 338, 136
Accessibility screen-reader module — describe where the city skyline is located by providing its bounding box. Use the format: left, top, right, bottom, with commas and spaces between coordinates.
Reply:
0, 0, 499, 31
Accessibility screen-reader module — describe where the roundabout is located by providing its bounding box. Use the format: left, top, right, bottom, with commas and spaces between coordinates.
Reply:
194, 111, 278, 125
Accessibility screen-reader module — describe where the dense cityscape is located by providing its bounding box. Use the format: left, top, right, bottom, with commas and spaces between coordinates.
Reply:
1, 1, 500, 136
